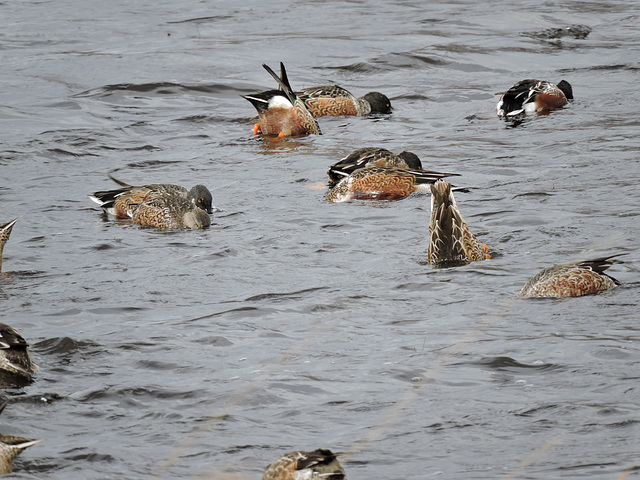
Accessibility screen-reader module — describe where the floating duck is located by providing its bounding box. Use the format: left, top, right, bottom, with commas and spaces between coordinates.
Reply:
243, 63, 321, 137
518, 256, 620, 298
496, 79, 573, 118
327, 147, 422, 188
428, 180, 489, 266
263, 449, 346, 480
326, 165, 457, 203
89, 176, 212, 229
296, 84, 391, 117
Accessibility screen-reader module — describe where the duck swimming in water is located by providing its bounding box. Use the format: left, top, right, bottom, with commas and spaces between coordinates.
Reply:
296, 84, 391, 117
262, 449, 346, 480
518, 256, 620, 298
496, 79, 573, 119
89, 176, 212, 229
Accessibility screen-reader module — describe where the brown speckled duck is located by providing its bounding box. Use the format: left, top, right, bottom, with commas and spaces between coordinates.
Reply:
127, 194, 211, 229
518, 256, 620, 298
326, 166, 457, 203
262, 449, 346, 480
0, 433, 42, 475
428, 180, 489, 266
327, 147, 422, 188
296, 85, 391, 117
90, 176, 212, 230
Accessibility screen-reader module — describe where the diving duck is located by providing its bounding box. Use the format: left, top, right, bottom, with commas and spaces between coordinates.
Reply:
296, 85, 391, 117
243, 63, 321, 137
428, 180, 489, 266
0, 219, 19, 274
518, 256, 620, 298
263, 449, 346, 480
327, 147, 422, 188
496, 79, 573, 118
0, 434, 42, 475
89, 176, 212, 229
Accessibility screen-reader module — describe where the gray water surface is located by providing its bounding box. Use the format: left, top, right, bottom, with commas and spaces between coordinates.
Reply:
1, 0, 639, 478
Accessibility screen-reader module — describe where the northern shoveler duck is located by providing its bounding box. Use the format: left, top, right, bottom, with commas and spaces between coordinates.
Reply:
0, 218, 19, 274
243, 63, 321, 137
0, 323, 38, 379
326, 165, 458, 203
518, 256, 620, 298
0, 434, 42, 475
327, 147, 422, 188
90, 176, 212, 229
127, 194, 211, 229
496, 79, 573, 119
263, 449, 346, 480
428, 180, 489, 266
296, 84, 391, 117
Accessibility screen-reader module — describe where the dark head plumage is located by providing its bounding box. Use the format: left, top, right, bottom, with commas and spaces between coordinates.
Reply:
362, 91, 392, 114
557, 79, 574, 100
397, 151, 422, 170
188, 185, 213, 214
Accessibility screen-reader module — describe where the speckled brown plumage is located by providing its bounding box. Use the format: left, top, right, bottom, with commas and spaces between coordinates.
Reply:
297, 85, 391, 117
496, 79, 573, 118
262, 449, 346, 480
327, 147, 423, 187
0, 323, 38, 379
0, 219, 19, 274
129, 194, 211, 229
428, 180, 488, 266
90, 176, 213, 218
518, 256, 620, 298
0, 434, 41, 475
326, 166, 456, 203
303, 96, 359, 117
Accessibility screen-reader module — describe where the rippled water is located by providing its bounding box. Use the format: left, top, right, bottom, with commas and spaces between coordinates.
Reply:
1, 0, 639, 478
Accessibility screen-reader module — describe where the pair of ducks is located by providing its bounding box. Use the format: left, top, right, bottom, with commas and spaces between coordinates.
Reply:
242, 62, 573, 138
243, 63, 391, 137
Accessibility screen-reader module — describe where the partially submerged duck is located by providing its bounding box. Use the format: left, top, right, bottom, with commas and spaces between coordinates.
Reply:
0, 434, 42, 475
89, 176, 212, 229
0, 323, 38, 379
326, 166, 458, 203
0, 219, 19, 274
126, 194, 211, 229
296, 84, 391, 117
496, 79, 573, 119
327, 147, 422, 188
428, 180, 489, 266
518, 256, 620, 298
243, 63, 321, 137
263, 449, 346, 480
